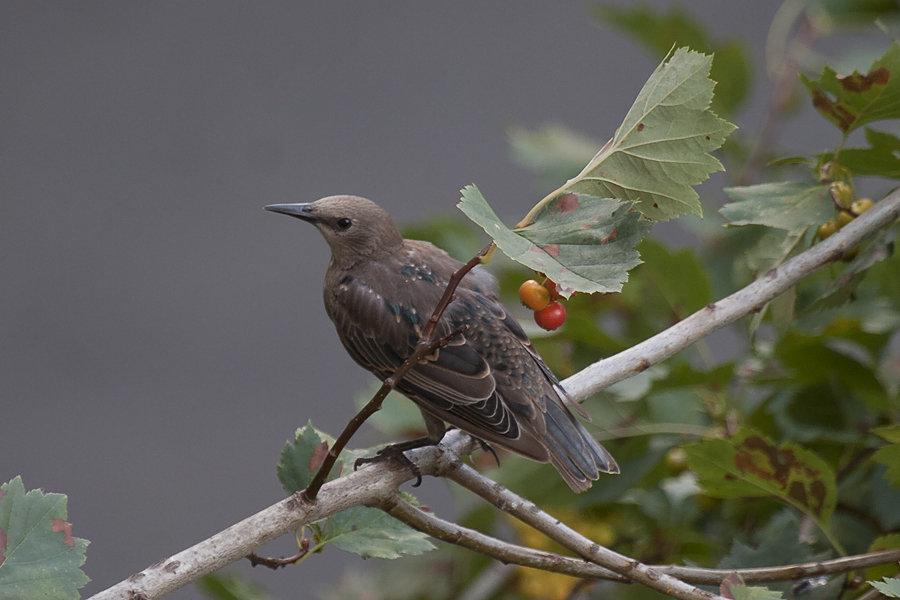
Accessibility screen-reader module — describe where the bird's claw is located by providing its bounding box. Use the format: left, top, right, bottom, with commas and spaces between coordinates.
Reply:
476, 439, 501, 467
353, 438, 436, 486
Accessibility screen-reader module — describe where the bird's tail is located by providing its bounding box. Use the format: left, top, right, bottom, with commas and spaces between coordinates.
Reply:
542, 398, 619, 492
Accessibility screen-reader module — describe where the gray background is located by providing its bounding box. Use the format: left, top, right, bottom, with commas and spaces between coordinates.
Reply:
3, 2, 798, 598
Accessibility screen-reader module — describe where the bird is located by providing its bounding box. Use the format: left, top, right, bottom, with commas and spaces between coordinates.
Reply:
265, 195, 619, 492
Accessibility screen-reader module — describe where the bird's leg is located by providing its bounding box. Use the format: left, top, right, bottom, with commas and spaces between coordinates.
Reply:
353, 437, 438, 486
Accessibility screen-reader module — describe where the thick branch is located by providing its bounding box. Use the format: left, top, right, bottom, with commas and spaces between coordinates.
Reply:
87, 432, 476, 600
562, 189, 900, 401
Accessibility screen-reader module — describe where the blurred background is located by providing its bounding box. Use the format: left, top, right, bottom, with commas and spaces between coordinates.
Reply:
2, 1, 849, 597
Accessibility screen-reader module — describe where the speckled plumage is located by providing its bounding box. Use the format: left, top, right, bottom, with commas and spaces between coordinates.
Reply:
266, 195, 618, 492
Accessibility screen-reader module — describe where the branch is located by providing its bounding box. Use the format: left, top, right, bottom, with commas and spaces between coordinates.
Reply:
384, 493, 900, 585
87, 431, 477, 600
562, 188, 900, 401
434, 450, 727, 600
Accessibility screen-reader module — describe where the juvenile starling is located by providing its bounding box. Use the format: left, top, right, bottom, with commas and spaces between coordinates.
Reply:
266, 195, 619, 492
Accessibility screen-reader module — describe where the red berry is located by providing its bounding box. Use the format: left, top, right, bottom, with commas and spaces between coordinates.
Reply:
518, 279, 550, 311
534, 301, 566, 331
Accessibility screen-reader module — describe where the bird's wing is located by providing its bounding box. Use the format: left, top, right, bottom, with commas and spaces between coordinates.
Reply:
327, 272, 542, 453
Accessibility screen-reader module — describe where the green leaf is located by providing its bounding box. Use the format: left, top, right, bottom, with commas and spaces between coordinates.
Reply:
811, 225, 896, 309
560, 48, 736, 220
592, 5, 751, 115
800, 42, 900, 133
322, 504, 435, 559
277, 422, 340, 495
872, 426, 900, 488
721, 182, 832, 232
870, 577, 900, 598
0, 476, 90, 600
458, 185, 650, 295
717, 511, 817, 571
685, 429, 837, 524
274, 426, 434, 560
820, 128, 900, 178
633, 239, 711, 316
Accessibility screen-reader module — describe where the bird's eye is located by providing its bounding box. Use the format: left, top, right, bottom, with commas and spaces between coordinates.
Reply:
336, 217, 352, 230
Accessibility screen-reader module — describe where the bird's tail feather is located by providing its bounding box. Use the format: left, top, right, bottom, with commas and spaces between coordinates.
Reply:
543, 398, 619, 492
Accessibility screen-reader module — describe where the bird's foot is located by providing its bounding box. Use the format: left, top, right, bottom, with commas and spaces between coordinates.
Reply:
353, 436, 437, 487
475, 438, 501, 467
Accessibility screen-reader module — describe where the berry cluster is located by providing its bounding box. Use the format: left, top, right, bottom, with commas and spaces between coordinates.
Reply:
817, 181, 874, 260
518, 278, 569, 331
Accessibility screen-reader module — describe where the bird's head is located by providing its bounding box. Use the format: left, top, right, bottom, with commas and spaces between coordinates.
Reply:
265, 195, 404, 269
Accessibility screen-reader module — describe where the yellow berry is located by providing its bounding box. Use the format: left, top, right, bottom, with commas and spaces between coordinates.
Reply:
850, 198, 873, 216
830, 181, 853, 209
837, 210, 854, 227
817, 220, 838, 239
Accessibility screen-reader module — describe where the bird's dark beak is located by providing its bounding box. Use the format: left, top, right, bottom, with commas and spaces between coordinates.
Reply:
264, 203, 317, 222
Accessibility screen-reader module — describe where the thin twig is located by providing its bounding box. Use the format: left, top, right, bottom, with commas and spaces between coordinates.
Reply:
436, 452, 725, 600
302, 243, 494, 500
384, 492, 900, 585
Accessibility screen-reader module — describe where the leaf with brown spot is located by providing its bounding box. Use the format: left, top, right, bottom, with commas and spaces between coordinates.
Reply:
554, 47, 735, 220
277, 421, 343, 494
459, 185, 650, 295
685, 429, 837, 526
0, 476, 89, 598
800, 42, 900, 133
52, 519, 75, 548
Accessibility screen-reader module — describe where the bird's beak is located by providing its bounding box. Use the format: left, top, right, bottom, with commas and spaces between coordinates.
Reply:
264, 203, 318, 222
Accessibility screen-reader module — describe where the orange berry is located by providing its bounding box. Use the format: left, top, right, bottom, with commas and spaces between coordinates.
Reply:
518, 280, 550, 311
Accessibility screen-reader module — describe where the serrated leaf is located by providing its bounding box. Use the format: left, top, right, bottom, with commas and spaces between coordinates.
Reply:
684, 429, 837, 524
322, 506, 435, 559
800, 42, 900, 133
635, 239, 711, 315
717, 511, 817, 570
811, 225, 896, 309
819, 128, 900, 178
0, 476, 90, 600
873, 444, 900, 488
559, 47, 736, 220
870, 577, 900, 598
721, 182, 833, 232
458, 185, 650, 295
277, 422, 341, 495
